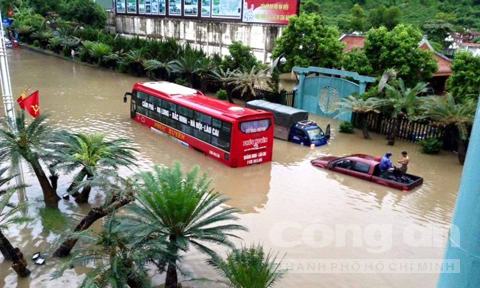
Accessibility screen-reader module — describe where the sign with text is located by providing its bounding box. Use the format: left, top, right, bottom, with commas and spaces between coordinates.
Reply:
242, 0, 297, 24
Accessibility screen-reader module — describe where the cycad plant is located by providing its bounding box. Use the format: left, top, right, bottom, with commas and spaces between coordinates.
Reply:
54, 133, 137, 203
209, 245, 285, 288
420, 94, 476, 164
0, 113, 60, 208
143, 59, 175, 80
54, 174, 136, 257
119, 163, 246, 288
0, 171, 31, 277
384, 79, 429, 145
119, 49, 148, 76
170, 49, 209, 87
53, 215, 159, 288
89, 42, 113, 66
338, 95, 385, 139
227, 67, 268, 100
210, 67, 235, 103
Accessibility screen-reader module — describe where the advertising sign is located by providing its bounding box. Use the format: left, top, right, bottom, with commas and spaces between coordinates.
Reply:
212, 0, 241, 18
242, 0, 297, 24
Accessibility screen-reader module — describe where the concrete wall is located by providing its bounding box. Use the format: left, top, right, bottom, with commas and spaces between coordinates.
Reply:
108, 13, 283, 63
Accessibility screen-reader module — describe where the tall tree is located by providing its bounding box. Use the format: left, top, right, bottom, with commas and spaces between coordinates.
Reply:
209, 245, 285, 288
364, 24, 438, 86
368, 5, 401, 30
420, 94, 476, 164
272, 14, 344, 72
349, 4, 368, 32
118, 163, 246, 288
447, 51, 480, 104
384, 79, 429, 145
0, 113, 60, 208
338, 95, 385, 139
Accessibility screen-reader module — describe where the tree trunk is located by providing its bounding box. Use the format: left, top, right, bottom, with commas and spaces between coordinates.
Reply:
29, 157, 59, 208
75, 173, 93, 204
165, 235, 178, 288
0, 231, 30, 277
53, 196, 133, 257
165, 262, 178, 288
0, 230, 15, 260
361, 114, 371, 139
67, 168, 88, 196
387, 118, 398, 146
457, 139, 467, 165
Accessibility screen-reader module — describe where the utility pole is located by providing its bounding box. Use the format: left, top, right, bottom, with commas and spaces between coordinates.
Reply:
0, 11, 26, 189
0, 12, 17, 128
437, 97, 480, 287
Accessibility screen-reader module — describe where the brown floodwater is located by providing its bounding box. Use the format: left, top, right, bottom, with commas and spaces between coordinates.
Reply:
0, 49, 463, 288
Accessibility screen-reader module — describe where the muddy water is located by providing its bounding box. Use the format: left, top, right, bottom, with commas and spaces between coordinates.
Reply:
0, 49, 463, 288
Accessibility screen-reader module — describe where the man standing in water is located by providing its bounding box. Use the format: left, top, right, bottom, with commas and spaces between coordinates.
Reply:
397, 151, 410, 174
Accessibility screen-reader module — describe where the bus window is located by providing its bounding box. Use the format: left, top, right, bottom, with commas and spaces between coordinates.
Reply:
240, 119, 270, 133
195, 111, 212, 125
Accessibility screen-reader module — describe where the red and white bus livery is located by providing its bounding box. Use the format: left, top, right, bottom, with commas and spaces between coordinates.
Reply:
124, 81, 274, 167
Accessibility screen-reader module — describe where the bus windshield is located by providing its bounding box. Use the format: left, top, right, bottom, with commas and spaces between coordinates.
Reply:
240, 119, 270, 133
306, 128, 324, 140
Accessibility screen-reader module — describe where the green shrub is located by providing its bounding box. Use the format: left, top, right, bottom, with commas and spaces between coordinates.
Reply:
222, 42, 260, 71
339, 121, 354, 133
216, 89, 228, 100
420, 138, 442, 154
175, 78, 190, 87
60, 0, 107, 28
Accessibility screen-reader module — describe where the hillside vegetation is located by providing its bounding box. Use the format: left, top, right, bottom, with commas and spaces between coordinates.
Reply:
305, 0, 480, 31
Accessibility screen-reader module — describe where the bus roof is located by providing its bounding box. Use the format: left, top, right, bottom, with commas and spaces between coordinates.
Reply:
134, 81, 272, 121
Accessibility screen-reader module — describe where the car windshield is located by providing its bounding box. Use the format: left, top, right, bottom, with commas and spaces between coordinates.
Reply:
306, 128, 324, 140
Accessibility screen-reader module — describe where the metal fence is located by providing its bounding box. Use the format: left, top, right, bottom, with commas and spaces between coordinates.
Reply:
352, 112, 446, 143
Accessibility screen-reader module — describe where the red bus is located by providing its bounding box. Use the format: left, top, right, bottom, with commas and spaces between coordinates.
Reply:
124, 81, 274, 167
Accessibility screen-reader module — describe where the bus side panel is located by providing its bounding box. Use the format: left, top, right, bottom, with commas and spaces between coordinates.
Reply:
133, 114, 234, 167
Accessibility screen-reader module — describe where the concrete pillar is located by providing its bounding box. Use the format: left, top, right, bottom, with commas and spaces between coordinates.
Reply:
437, 98, 480, 288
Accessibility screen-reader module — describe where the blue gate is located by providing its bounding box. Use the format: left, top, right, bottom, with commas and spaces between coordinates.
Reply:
292, 67, 376, 121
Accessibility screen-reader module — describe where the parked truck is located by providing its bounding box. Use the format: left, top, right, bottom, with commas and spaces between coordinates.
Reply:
246, 100, 330, 147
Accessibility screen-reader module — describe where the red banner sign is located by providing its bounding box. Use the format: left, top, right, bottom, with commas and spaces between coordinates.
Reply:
242, 0, 298, 24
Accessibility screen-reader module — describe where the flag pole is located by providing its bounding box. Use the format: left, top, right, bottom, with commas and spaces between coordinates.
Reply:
0, 10, 26, 192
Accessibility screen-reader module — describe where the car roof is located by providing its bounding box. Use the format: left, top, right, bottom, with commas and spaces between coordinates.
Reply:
346, 154, 381, 164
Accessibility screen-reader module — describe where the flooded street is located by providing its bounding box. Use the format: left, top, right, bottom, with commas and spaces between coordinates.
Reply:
0, 49, 463, 288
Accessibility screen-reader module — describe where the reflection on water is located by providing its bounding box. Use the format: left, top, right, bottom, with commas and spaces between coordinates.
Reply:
0, 49, 463, 288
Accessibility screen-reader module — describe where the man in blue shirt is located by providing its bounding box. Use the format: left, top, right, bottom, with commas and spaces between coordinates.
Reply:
379, 152, 394, 177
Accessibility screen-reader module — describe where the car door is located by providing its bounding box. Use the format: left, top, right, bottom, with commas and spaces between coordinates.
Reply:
331, 159, 371, 180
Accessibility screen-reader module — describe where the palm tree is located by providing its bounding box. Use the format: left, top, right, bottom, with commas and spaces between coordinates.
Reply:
143, 59, 175, 80
227, 67, 268, 100
53, 215, 160, 287
209, 245, 285, 288
54, 173, 136, 257
384, 79, 429, 145
210, 67, 235, 103
0, 113, 60, 208
118, 163, 246, 288
119, 49, 148, 76
54, 133, 137, 203
420, 94, 476, 164
170, 50, 210, 87
338, 95, 385, 139
89, 42, 113, 66
0, 173, 31, 277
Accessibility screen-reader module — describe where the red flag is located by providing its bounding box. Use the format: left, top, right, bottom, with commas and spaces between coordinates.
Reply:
17, 90, 40, 118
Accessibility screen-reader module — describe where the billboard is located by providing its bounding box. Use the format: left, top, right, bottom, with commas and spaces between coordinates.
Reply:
115, 0, 298, 24
242, 0, 297, 24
